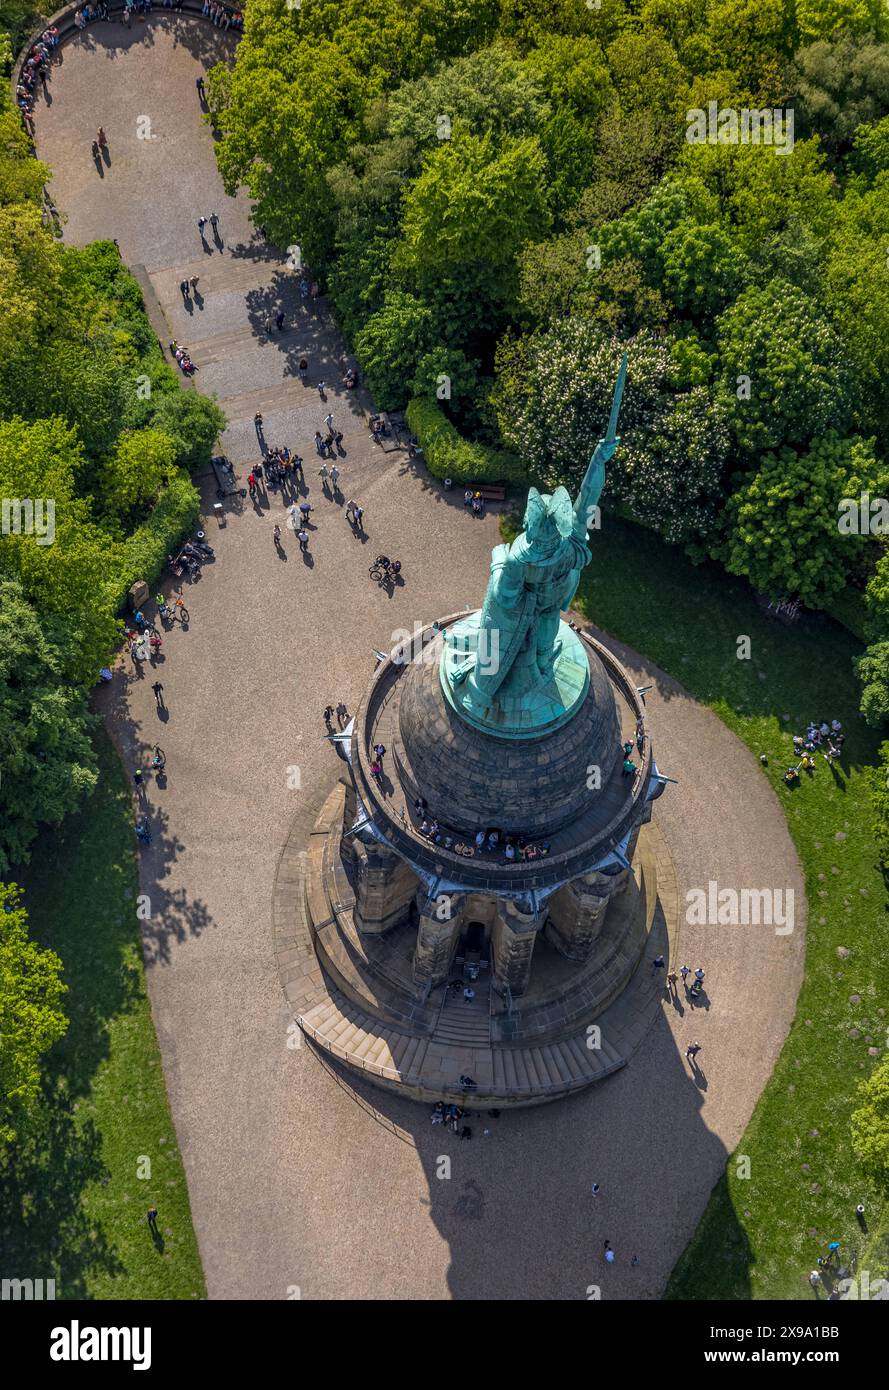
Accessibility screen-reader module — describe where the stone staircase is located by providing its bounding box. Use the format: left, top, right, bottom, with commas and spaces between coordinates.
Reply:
433, 979, 492, 1046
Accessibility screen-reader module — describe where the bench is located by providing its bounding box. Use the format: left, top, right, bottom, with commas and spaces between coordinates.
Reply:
474, 483, 507, 502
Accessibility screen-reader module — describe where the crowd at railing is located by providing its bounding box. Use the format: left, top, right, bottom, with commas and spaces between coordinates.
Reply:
13, 0, 246, 135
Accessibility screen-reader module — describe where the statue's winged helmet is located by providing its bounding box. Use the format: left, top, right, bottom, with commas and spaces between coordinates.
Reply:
522, 486, 575, 550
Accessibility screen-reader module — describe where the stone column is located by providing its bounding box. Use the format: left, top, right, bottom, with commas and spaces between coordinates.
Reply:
492, 900, 543, 997
545, 870, 614, 962
413, 890, 463, 990
354, 841, 417, 935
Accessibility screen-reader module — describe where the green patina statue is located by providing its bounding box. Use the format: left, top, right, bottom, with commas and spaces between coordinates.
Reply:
442, 353, 627, 738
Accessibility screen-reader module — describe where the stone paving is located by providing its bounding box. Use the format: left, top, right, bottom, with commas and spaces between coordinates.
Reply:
38, 23, 807, 1300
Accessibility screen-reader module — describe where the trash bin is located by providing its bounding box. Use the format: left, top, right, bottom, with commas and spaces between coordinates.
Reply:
213, 502, 225, 527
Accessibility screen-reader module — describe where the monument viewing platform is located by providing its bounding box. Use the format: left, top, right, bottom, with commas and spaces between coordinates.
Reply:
350, 615, 655, 900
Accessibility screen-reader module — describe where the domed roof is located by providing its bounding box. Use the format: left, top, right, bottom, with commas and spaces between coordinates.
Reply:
393, 630, 622, 838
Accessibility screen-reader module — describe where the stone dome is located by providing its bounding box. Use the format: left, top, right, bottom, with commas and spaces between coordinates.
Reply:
393, 630, 623, 838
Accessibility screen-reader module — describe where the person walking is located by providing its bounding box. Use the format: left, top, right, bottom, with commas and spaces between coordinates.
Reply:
198, 215, 207, 239
292, 454, 304, 481
275, 310, 285, 331
254, 412, 264, 445
336, 701, 348, 727
298, 357, 308, 382
210, 212, 219, 234
318, 462, 330, 493
323, 705, 335, 730
650, 954, 665, 974
685, 1041, 702, 1064
151, 681, 165, 710
265, 315, 274, 336
604, 1241, 615, 1264
680, 964, 691, 987
196, 75, 205, 101
317, 380, 326, 400
590, 1183, 600, 1197
147, 1206, 159, 1234
329, 463, 339, 491
297, 527, 309, 552
324, 411, 334, 435
189, 275, 199, 294
666, 969, 678, 993
180, 278, 190, 301
273, 523, 282, 548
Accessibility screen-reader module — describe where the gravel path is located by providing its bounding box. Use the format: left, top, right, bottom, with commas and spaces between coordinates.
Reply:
38, 22, 806, 1300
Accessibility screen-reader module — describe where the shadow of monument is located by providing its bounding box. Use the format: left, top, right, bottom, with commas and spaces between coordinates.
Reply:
311, 1006, 748, 1299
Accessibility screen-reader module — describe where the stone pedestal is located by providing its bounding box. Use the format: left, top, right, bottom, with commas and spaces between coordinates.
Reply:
354, 840, 417, 935
546, 870, 614, 962
412, 891, 463, 989
492, 900, 543, 996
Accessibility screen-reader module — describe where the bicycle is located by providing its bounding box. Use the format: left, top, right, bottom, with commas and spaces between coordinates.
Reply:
150, 746, 166, 771
369, 562, 391, 585
173, 596, 189, 623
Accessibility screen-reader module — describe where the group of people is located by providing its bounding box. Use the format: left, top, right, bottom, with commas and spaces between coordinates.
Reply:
247, 445, 305, 500
463, 489, 485, 517
200, 0, 244, 29
168, 340, 196, 375
15, 31, 57, 128
74, 4, 109, 31
784, 718, 845, 785
123, 609, 162, 665
431, 1103, 471, 1136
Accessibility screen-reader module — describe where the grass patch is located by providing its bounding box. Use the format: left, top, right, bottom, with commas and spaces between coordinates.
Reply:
504, 509, 889, 1298
0, 731, 205, 1300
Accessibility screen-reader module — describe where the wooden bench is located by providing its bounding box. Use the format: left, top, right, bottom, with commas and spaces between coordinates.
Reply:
474, 483, 507, 502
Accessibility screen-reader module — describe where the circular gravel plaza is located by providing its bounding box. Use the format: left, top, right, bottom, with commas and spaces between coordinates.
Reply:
37, 18, 806, 1299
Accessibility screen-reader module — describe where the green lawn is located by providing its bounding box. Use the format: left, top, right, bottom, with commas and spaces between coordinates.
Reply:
1, 731, 205, 1300
510, 510, 889, 1298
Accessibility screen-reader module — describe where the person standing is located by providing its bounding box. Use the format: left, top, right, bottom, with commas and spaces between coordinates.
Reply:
180, 278, 190, 301
297, 527, 309, 552
196, 75, 205, 101
604, 1241, 615, 1264
680, 964, 691, 987
210, 212, 219, 234
336, 701, 348, 727
151, 681, 165, 710
254, 412, 264, 445
198, 216, 207, 239
147, 1206, 159, 1234
275, 310, 285, 331
329, 463, 339, 491
318, 462, 330, 493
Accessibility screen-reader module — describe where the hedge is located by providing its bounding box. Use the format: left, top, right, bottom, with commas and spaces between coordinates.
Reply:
112, 471, 201, 605
405, 397, 526, 487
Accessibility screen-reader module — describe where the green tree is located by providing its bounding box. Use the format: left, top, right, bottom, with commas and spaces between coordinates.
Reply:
100, 428, 179, 528
493, 321, 730, 543
353, 291, 437, 411
395, 131, 551, 304
0, 881, 68, 1149
385, 43, 549, 147
720, 433, 889, 606
0, 581, 98, 874
850, 1053, 889, 1191
715, 281, 852, 453
789, 32, 889, 154
855, 641, 889, 725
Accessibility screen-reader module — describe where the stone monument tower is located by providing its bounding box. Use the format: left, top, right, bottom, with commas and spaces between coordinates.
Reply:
289, 357, 677, 1106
